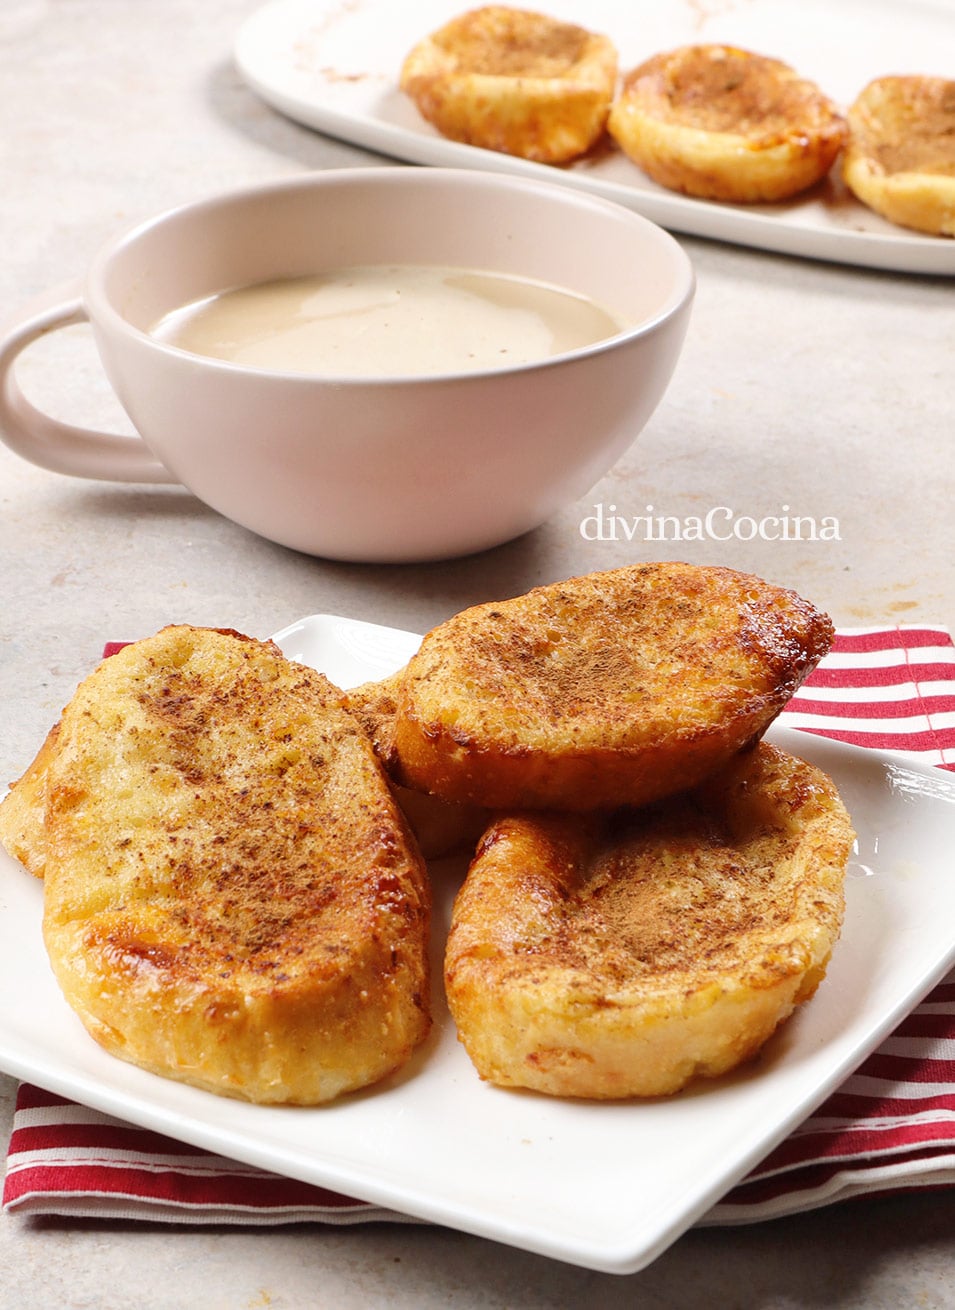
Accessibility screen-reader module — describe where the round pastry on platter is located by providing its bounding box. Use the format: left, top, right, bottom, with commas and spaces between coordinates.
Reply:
399, 5, 618, 163
607, 43, 847, 203
842, 75, 955, 236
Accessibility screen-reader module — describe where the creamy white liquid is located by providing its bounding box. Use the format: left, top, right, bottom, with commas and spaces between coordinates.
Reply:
150, 265, 624, 377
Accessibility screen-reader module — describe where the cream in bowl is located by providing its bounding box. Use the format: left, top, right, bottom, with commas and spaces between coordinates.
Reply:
0, 168, 694, 562
151, 265, 625, 377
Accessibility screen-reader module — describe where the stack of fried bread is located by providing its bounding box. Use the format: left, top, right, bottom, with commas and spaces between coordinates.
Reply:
0, 626, 432, 1105
348, 562, 854, 1098
1, 564, 854, 1104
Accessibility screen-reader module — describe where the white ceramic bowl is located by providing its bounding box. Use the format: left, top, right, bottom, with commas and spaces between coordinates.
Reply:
0, 168, 694, 562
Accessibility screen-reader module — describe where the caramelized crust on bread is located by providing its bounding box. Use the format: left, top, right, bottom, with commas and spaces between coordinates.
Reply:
388, 563, 833, 811
35, 626, 431, 1104
400, 5, 618, 163
445, 742, 853, 1098
608, 45, 846, 202
843, 76, 955, 236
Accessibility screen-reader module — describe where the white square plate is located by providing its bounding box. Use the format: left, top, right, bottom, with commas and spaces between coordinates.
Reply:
234, 0, 955, 275
1, 613, 955, 1274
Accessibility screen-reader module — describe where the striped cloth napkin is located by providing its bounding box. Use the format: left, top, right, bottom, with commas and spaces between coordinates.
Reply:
4, 626, 955, 1226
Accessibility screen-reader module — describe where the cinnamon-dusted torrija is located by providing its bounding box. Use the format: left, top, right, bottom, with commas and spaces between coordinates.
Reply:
400, 5, 617, 162
445, 742, 854, 1098
1, 625, 432, 1105
843, 75, 955, 236
378, 562, 834, 812
608, 44, 846, 203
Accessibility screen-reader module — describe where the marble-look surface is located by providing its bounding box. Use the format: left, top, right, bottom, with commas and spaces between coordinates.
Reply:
1, 2, 953, 1305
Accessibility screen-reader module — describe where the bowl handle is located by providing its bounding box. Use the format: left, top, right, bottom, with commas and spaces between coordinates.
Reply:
0, 282, 175, 483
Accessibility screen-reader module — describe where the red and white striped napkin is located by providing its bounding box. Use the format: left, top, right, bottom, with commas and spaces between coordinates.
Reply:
4, 626, 955, 1226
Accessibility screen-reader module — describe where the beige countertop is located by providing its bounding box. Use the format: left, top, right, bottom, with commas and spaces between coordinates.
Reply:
1, 1, 954, 1305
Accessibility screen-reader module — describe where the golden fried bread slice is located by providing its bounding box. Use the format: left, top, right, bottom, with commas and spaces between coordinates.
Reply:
400, 5, 617, 163
842, 76, 955, 236
346, 672, 487, 859
388, 563, 833, 812
0, 722, 60, 878
608, 44, 846, 202
445, 742, 853, 1098
37, 625, 431, 1104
